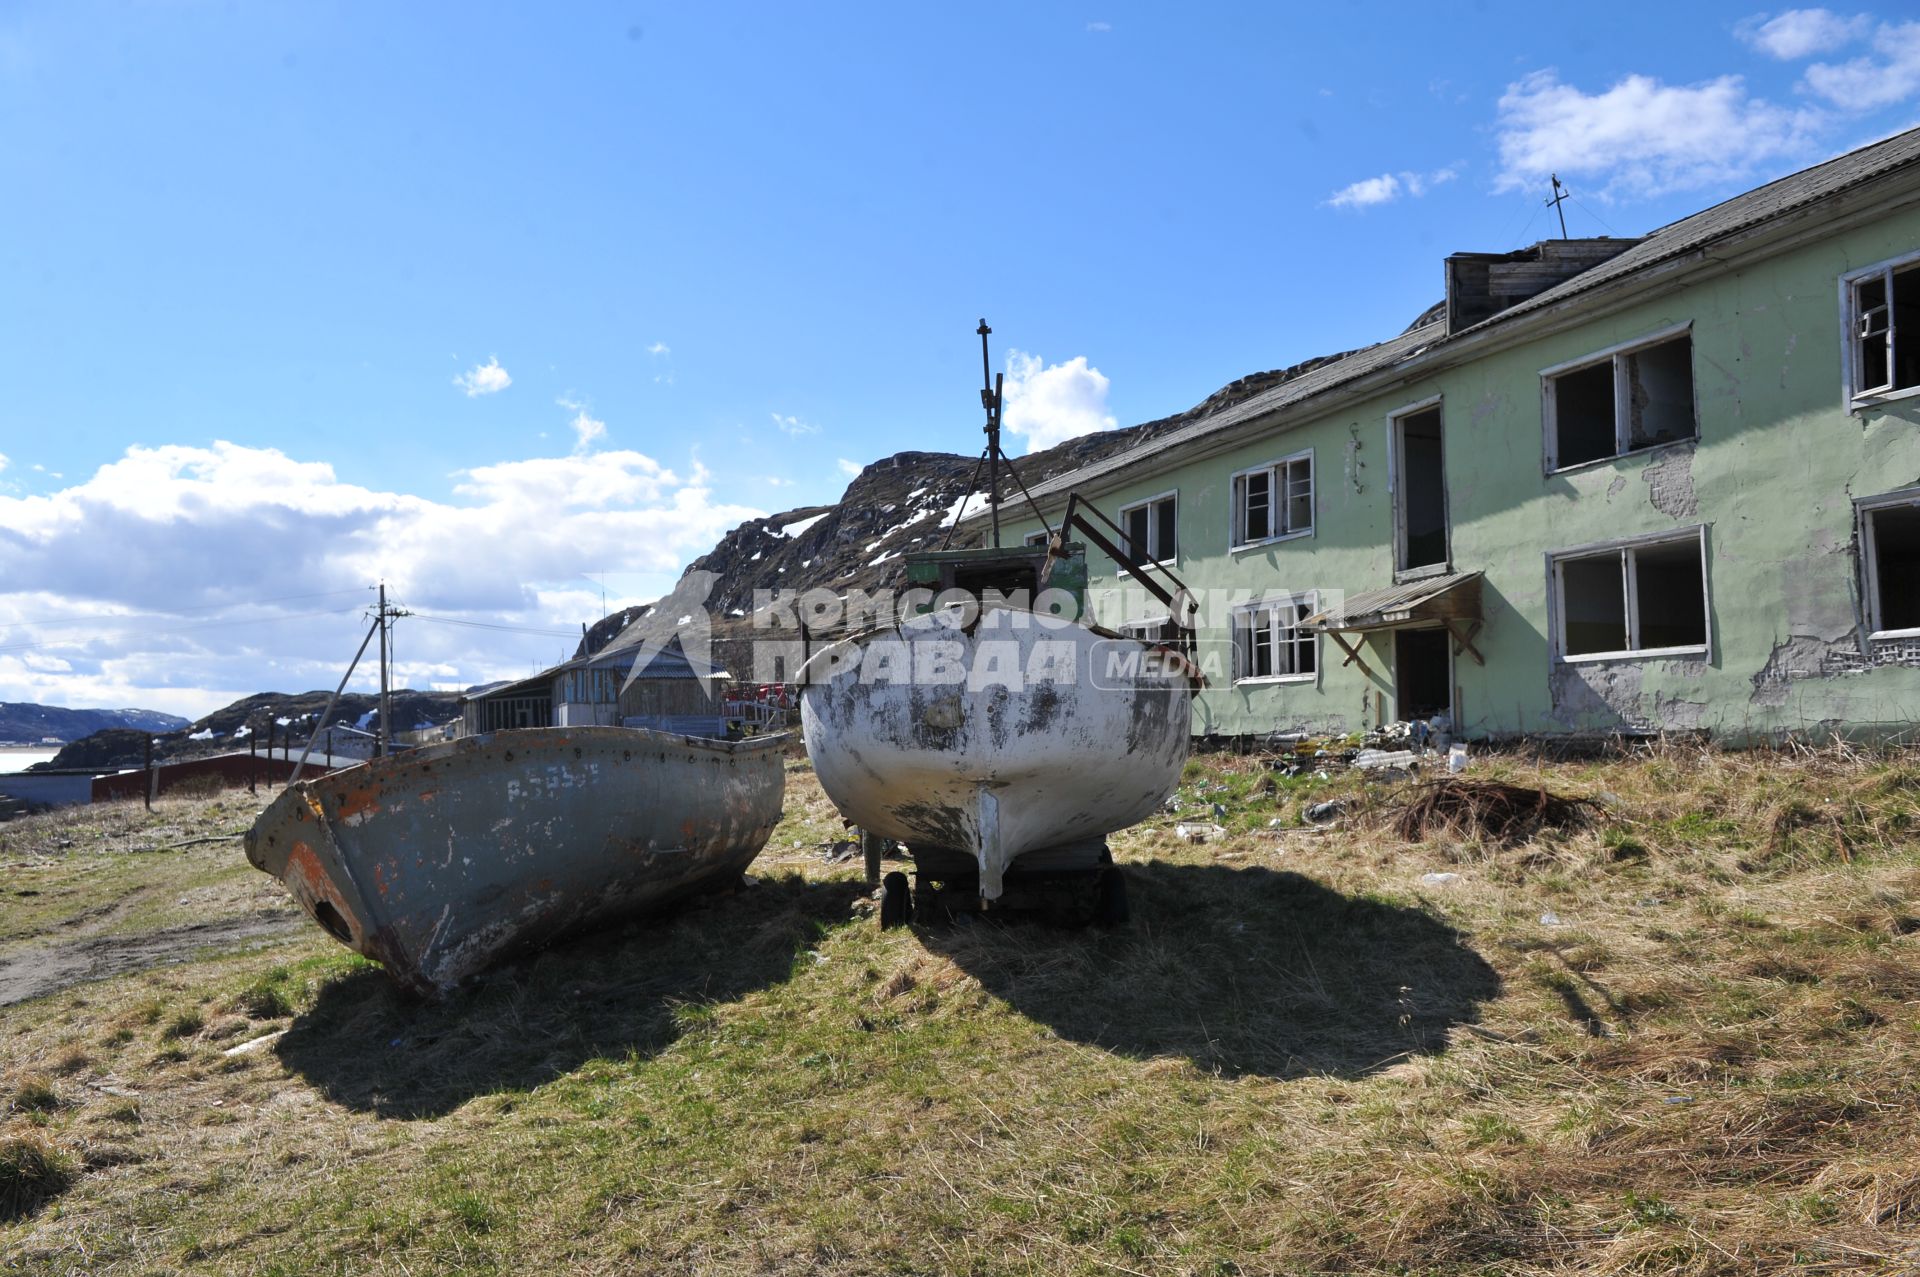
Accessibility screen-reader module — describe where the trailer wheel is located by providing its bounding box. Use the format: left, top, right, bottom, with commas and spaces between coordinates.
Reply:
879, 871, 912, 929
1093, 866, 1130, 927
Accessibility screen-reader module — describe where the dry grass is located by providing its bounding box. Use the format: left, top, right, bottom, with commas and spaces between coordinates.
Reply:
2, 742, 1920, 1273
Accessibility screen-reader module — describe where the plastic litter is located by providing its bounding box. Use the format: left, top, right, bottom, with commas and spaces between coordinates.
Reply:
1448, 742, 1468, 774
1540, 910, 1564, 926
1304, 799, 1349, 825
1420, 872, 1461, 885
1175, 822, 1227, 843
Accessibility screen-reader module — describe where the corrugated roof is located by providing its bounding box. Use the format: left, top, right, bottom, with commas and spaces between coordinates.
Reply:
1301, 570, 1481, 631
1003, 125, 1920, 511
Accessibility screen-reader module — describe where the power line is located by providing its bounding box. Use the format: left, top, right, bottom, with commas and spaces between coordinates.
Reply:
409, 613, 585, 638
1, 587, 370, 631
0, 606, 366, 655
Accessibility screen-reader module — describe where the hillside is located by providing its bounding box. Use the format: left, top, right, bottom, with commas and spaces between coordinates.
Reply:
0, 703, 188, 745
36, 690, 468, 772
575, 345, 1358, 669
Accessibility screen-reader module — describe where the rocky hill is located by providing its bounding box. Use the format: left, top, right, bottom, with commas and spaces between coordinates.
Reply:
574, 346, 1357, 671
0, 703, 188, 745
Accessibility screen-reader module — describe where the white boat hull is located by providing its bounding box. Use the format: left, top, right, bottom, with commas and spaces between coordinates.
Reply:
800, 605, 1192, 899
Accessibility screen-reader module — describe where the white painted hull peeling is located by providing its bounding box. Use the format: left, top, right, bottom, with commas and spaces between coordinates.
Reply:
800, 604, 1193, 899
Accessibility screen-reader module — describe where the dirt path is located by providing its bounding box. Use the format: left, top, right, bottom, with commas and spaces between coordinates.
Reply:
0, 908, 308, 1006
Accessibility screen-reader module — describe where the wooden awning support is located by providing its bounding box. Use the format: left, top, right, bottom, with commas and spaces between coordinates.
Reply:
1326, 630, 1374, 677
1444, 619, 1485, 666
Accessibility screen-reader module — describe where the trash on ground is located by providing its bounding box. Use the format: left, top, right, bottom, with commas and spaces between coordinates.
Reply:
1388, 778, 1599, 843
1420, 871, 1461, 885
1175, 822, 1227, 843
1304, 799, 1349, 825
1540, 910, 1564, 926
1355, 749, 1419, 771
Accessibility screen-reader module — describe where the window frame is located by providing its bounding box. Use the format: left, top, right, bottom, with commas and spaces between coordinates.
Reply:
1387, 395, 1451, 581
1228, 449, 1314, 552
1858, 485, 1920, 640
1539, 322, 1697, 474
1229, 590, 1320, 685
1547, 525, 1712, 663
1839, 250, 1920, 408
1118, 615, 1174, 644
1022, 529, 1050, 548
1115, 488, 1179, 567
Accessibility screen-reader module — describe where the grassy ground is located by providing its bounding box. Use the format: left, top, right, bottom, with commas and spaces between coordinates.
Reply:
4, 746, 1920, 1274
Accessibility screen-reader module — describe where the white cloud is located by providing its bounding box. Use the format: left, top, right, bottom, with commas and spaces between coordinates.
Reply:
1327, 173, 1402, 208
836, 458, 863, 477
1086, 20, 1111, 33
1493, 69, 1822, 198
0, 441, 763, 715
1803, 20, 1920, 111
1000, 350, 1116, 453
648, 341, 671, 356
765, 476, 794, 487
1326, 168, 1458, 209
772, 413, 820, 437
1738, 8, 1870, 59
570, 409, 607, 453
453, 356, 512, 397
0, 453, 8, 474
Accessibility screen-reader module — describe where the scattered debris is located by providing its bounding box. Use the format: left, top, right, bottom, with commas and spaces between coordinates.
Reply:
1304, 800, 1349, 825
1540, 910, 1564, 926
1175, 822, 1227, 844
1355, 749, 1419, 771
1420, 872, 1461, 885
1388, 778, 1598, 843
221, 1031, 287, 1058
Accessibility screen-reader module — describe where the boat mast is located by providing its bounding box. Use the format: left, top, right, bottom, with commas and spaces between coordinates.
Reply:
978, 318, 1003, 549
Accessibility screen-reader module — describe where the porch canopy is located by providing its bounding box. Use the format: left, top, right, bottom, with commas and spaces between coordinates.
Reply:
1299, 569, 1485, 673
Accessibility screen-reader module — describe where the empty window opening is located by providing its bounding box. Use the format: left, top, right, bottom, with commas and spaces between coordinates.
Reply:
1023, 530, 1049, 548
1545, 332, 1696, 470
1555, 532, 1708, 658
1231, 595, 1317, 681
1864, 498, 1920, 634
1848, 260, 1920, 398
1119, 493, 1177, 565
1394, 406, 1448, 572
1232, 454, 1312, 547
1394, 628, 1452, 722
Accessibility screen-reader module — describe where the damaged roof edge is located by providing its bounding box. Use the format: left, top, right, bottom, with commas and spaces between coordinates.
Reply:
970, 126, 1920, 524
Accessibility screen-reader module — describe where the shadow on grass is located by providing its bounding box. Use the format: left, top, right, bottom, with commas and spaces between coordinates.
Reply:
921, 862, 1502, 1080
275, 873, 867, 1118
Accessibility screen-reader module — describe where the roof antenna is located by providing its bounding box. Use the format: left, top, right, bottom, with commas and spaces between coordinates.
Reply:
1546, 173, 1570, 238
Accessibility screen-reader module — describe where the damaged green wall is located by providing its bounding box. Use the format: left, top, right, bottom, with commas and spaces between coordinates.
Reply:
1007, 204, 1920, 740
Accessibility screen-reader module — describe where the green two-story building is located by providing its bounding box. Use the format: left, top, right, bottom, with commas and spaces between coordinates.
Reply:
978, 127, 1920, 742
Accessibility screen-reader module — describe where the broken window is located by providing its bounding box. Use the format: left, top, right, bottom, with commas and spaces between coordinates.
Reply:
1231, 594, 1317, 681
1231, 453, 1312, 548
1544, 331, 1696, 470
1554, 531, 1708, 657
1847, 258, 1920, 399
1023, 530, 1049, 548
1862, 492, 1920, 634
1393, 404, 1448, 572
1118, 492, 1177, 565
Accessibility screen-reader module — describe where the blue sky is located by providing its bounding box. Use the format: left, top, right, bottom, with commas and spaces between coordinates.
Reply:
2, 2, 1917, 718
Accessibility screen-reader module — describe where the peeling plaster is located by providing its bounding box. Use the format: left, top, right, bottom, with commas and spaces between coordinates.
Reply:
1642, 447, 1699, 519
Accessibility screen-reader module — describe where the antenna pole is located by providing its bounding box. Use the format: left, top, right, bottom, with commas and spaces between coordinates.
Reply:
1547, 173, 1570, 238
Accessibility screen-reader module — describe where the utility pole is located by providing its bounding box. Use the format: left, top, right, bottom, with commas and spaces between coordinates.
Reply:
1547, 174, 1570, 238
373, 583, 410, 759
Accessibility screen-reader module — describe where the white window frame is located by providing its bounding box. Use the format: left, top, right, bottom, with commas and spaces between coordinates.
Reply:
1840, 250, 1920, 408
1023, 529, 1050, 548
1229, 591, 1319, 685
1116, 489, 1179, 566
1118, 615, 1174, 644
1229, 449, 1313, 551
1858, 485, 1920, 640
1539, 322, 1697, 473
1547, 525, 1711, 663
1387, 395, 1451, 580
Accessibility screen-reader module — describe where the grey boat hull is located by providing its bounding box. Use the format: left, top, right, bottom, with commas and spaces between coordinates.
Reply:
244, 726, 787, 996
